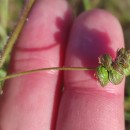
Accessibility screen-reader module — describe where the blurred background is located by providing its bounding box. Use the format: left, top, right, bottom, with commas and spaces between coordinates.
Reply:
0, 0, 130, 129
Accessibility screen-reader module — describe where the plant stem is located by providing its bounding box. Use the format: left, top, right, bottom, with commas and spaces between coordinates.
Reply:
0, 67, 95, 81
0, 0, 36, 68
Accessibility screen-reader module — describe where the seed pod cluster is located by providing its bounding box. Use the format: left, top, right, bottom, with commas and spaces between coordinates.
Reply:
96, 48, 130, 87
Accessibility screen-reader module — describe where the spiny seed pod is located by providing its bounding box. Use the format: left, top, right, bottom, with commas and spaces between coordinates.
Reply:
112, 62, 124, 75
126, 50, 130, 57
109, 69, 124, 85
124, 65, 130, 76
117, 48, 126, 56
115, 48, 130, 68
99, 54, 112, 71
96, 48, 130, 86
96, 66, 109, 87
117, 54, 129, 68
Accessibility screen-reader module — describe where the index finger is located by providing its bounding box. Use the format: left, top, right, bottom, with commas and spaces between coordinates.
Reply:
0, 0, 73, 129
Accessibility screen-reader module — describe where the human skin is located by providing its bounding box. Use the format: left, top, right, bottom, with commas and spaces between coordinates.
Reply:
0, 0, 125, 130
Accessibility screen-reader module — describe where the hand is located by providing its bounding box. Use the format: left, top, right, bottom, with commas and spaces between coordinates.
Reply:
0, 0, 125, 130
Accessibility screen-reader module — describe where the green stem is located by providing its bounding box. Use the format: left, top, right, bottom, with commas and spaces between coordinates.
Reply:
0, 0, 36, 68
0, 67, 95, 81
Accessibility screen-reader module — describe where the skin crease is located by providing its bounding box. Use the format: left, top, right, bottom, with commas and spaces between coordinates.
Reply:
0, 0, 73, 130
0, 1, 125, 130
56, 9, 125, 130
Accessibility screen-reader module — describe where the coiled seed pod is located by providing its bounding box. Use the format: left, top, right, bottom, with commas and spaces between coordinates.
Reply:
116, 54, 129, 68
116, 48, 130, 68
96, 66, 109, 87
126, 50, 130, 57
99, 54, 112, 71
96, 48, 129, 86
117, 48, 125, 56
109, 68, 124, 85
112, 62, 124, 75
124, 65, 130, 76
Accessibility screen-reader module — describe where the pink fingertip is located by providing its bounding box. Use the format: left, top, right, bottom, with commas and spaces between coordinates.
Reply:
64, 9, 125, 94
56, 9, 125, 130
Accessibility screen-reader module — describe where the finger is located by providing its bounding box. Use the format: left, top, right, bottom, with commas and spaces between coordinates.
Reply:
56, 9, 125, 130
0, 0, 73, 129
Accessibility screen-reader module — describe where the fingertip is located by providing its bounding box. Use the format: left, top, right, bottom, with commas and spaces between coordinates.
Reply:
65, 9, 125, 92
56, 9, 125, 130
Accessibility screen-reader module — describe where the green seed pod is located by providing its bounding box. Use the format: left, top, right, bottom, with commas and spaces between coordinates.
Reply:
96, 66, 109, 87
124, 65, 130, 76
99, 54, 112, 71
112, 62, 124, 75
109, 69, 124, 85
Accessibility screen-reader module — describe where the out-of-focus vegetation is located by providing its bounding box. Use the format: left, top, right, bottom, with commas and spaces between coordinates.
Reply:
0, 0, 24, 50
0, 0, 130, 129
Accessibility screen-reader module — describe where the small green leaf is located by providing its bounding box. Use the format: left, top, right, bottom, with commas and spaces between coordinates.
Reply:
96, 66, 109, 87
109, 69, 124, 85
